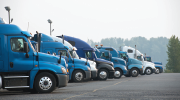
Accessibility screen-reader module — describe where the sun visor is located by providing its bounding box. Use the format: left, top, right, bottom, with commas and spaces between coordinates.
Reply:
21, 31, 32, 37
83, 48, 96, 51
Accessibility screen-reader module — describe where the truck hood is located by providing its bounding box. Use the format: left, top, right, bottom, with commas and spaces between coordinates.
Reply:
96, 58, 113, 66
80, 58, 97, 70
73, 58, 90, 67
35, 52, 67, 68
111, 57, 126, 66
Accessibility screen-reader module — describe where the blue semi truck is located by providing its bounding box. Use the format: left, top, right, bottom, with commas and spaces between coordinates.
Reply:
0, 21, 68, 93
31, 33, 91, 82
57, 35, 115, 80
94, 48, 129, 78
145, 56, 163, 73
97, 46, 143, 77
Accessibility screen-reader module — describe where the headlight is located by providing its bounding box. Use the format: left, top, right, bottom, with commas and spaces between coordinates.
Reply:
124, 67, 127, 70
61, 67, 67, 74
87, 67, 91, 71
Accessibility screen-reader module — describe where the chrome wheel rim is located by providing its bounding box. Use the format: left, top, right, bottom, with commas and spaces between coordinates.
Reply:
75, 72, 83, 81
99, 71, 107, 79
132, 70, 138, 76
156, 69, 159, 73
114, 70, 120, 78
146, 69, 151, 74
39, 77, 52, 90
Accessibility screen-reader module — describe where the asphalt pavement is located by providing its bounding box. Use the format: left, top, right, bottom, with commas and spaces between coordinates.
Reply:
0, 73, 180, 100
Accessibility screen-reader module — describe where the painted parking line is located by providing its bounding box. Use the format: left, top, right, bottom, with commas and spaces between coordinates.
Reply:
63, 79, 129, 100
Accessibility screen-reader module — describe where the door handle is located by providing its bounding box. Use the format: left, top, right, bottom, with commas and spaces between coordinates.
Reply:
10, 62, 13, 68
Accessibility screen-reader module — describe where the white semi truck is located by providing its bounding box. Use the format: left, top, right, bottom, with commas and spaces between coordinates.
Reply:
121, 46, 156, 75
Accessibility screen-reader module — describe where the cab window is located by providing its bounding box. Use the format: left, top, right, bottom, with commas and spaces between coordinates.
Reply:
10, 38, 26, 52
127, 49, 133, 53
101, 52, 109, 58
85, 51, 92, 58
58, 50, 69, 57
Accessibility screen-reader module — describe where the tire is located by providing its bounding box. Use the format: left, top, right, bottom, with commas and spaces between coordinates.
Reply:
34, 72, 56, 93
145, 68, 152, 75
130, 68, 139, 77
155, 68, 160, 74
114, 69, 122, 79
72, 70, 84, 82
98, 69, 108, 80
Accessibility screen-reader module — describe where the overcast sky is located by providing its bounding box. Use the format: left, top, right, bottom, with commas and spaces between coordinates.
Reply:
1, 0, 180, 42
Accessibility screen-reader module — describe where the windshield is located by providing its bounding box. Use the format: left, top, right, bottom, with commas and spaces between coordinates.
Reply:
146, 57, 151, 62
137, 56, 144, 61
119, 53, 126, 58
101, 52, 109, 59
28, 38, 36, 52
69, 51, 79, 58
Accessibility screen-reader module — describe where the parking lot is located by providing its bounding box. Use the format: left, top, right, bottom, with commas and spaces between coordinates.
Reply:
0, 73, 180, 100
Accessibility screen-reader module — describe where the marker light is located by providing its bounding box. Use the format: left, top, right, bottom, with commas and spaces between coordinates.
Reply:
100, 44, 103, 47
95, 45, 98, 47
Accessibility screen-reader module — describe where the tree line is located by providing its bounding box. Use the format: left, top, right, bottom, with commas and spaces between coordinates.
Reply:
165, 35, 180, 73
87, 36, 169, 71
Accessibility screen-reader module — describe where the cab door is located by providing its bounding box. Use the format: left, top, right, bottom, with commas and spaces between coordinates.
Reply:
8, 36, 34, 72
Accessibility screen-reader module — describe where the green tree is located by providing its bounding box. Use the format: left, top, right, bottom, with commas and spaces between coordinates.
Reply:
165, 35, 180, 73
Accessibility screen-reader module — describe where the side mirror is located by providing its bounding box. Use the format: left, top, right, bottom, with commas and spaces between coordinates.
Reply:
11, 18, 13, 23
85, 58, 89, 65
58, 52, 62, 64
24, 42, 29, 58
93, 58, 95, 61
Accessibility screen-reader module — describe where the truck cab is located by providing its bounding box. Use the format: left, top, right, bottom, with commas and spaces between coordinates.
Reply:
98, 46, 143, 77
122, 46, 156, 75
57, 35, 115, 80
145, 56, 163, 73
0, 22, 68, 93
32, 33, 91, 82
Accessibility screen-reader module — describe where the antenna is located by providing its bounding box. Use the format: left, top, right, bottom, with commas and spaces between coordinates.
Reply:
27, 22, 29, 31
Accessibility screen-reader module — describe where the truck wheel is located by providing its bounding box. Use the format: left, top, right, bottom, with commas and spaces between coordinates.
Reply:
98, 69, 108, 80
34, 72, 56, 93
145, 68, 152, 75
72, 70, 84, 82
130, 68, 139, 77
155, 68, 160, 74
114, 69, 122, 79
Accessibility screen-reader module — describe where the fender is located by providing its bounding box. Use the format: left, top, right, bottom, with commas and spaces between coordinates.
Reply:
114, 64, 126, 71
29, 62, 65, 89
68, 64, 89, 80
29, 67, 39, 89
39, 61, 64, 73
128, 64, 142, 70
97, 63, 114, 71
155, 64, 163, 69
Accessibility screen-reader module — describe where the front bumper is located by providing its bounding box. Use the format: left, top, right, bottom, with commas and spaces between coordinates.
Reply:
108, 70, 115, 78
84, 71, 91, 80
56, 74, 69, 88
123, 69, 129, 75
91, 70, 98, 79
152, 69, 156, 73
160, 69, 163, 73
139, 68, 143, 74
